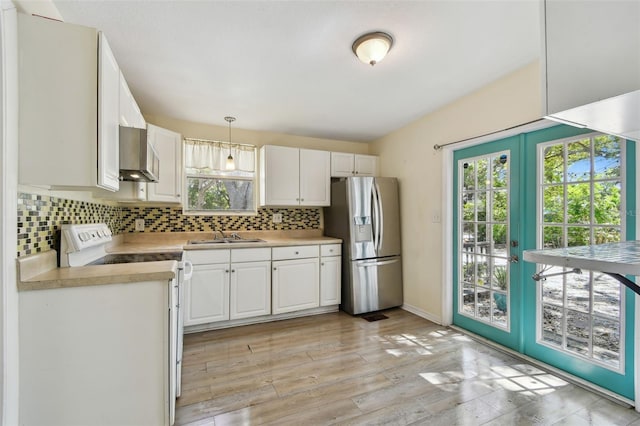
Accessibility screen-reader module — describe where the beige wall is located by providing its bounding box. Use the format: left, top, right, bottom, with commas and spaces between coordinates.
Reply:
369, 61, 542, 322
144, 114, 370, 154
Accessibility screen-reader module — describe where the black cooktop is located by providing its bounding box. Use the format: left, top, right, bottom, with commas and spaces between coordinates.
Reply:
88, 252, 183, 265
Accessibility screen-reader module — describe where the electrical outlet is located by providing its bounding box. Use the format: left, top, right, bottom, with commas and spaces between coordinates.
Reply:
432, 211, 441, 223
272, 213, 283, 223
135, 218, 145, 231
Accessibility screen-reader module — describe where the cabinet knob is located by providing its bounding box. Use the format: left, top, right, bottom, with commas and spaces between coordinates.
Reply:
273, 267, 277, 271
295, 251, 299, 255
355, 171, 359, 175
321, 262, 324, 266
176, 194, 180, 198
225, 269, 229, 273
300, 198, 304, 202
231, 269, 235, 273
329, 249, 333, 253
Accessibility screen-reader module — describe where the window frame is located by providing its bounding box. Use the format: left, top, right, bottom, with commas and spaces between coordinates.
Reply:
535, 132, 627, 373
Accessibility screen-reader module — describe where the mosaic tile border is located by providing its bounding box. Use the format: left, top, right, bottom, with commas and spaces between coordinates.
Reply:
17, 192, 321, 257
120, 207, 321, 233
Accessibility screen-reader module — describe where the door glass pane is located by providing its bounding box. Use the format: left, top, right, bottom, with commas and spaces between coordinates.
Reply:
537, 134, 624, 370
543, 144, 564, 184
458, 152, 510, 330
593, 135, 621, 178
567, 138, 591, 182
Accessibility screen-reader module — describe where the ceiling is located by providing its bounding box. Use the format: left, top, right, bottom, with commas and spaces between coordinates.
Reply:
51, 1, 541, 142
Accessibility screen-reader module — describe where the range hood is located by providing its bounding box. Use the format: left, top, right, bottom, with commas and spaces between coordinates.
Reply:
546, 90, 640, 142
119, 126, 160, 183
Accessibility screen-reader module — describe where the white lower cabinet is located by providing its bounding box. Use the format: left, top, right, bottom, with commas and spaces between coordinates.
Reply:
185, 263, 230, 325
185, 243, 340, 328
230, 260, 271, 320
272, 257, 320, 314
320, 256, 341, 306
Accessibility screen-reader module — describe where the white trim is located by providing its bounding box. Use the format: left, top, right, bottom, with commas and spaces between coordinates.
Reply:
442, 148, 453, 326
0, 2, 19, 423
401, 303, 442, 325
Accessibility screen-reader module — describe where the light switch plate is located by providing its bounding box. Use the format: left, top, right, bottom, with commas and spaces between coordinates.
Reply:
135, 218, 145, 231
272, 213, 283, 223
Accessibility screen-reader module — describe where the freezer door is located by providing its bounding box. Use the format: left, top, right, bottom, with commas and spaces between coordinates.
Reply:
343, 256, 403, 315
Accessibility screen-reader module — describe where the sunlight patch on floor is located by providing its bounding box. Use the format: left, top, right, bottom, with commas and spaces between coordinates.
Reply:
419, 362, 570, 397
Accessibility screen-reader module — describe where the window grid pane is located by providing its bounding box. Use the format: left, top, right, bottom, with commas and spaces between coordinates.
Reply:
458, 153, 510, 330
538, 135, 624, 370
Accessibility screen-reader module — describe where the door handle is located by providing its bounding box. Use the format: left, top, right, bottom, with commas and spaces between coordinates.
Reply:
509, 255, 519, 263
356, 258, 400, 267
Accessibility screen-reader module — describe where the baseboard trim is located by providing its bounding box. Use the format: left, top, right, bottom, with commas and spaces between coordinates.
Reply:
400, 303, 442, 325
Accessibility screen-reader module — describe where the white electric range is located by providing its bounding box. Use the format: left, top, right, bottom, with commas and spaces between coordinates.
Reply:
59, 223, 192, 398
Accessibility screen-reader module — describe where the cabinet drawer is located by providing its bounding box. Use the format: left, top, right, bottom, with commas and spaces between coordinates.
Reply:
321, 244, 341, 257
186, 249, 230, 265
272, 245, 319, 260
231, 248, 271, 263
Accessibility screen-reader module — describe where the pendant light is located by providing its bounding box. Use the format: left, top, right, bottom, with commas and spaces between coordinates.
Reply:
352, 32, 394, 66
224, 116, 236, 170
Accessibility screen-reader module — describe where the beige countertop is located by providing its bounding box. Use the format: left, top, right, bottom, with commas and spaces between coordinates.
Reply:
18, 231, 342, 291
17, 251, 177, 292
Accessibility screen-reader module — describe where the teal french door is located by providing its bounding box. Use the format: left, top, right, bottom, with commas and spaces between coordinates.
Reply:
453, 125, 636, 400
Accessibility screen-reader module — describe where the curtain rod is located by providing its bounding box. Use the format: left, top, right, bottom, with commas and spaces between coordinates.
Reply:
184, 137, 256, 148
433, 119, 545, 151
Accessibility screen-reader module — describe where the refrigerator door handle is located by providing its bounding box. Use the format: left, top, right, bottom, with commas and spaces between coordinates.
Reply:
374, 181, 384, 253
356, 258, 400, 267
371, 184, 379, 252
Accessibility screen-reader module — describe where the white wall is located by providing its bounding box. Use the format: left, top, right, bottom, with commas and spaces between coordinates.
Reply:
369, 61, 542, 323
0, 1, 19, 423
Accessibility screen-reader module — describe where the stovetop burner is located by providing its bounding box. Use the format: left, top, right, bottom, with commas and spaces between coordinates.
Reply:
88, 252, 183, 265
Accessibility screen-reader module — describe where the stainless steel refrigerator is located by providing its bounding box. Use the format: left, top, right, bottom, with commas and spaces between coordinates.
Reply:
324, 177, 403, 315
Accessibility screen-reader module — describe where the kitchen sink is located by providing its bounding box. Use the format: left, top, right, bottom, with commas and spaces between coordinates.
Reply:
188, 238, 265, 245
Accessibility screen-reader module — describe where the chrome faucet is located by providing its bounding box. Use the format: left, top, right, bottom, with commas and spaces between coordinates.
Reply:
216, 229, 228, 239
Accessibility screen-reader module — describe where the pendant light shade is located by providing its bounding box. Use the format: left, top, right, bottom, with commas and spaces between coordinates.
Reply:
224, 116, 236, 171
352, 32, 393, 66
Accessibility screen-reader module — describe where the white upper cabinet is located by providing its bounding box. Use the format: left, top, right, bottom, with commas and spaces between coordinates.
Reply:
97, 33, 121, 192
260, 145, 330, 206
542, 0, 640, 140
119, 71, 146, 129
147, 124, 183, 203
330, 152, 378, 177
299, 148, 331, 206
18, 14, 120, 191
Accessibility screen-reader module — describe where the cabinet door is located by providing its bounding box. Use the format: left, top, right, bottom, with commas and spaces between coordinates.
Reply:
97, 32, 120, 192
320, 256, 341, 306
330, 152, 355, 177
230, 261, 271, 320
272, 258, 319, 314
299, 149, 330, 206
261, 145, 300, 206
184, 264, 229, 326
147, 124, 183, 203
354, 155, 378, 177
119, 71, 145, 129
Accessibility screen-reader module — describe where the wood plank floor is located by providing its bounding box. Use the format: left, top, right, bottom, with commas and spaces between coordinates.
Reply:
176, 309, 640, 425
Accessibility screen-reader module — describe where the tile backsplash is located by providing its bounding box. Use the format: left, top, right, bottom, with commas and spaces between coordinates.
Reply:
17, 192, 321, 257
17, 193, 123, 257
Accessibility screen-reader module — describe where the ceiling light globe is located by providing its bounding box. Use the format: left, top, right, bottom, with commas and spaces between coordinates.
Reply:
352, 32, 393, 66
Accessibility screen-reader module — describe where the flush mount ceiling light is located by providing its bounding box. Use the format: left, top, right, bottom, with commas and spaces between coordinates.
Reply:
224, 116, 236, 171
352, 31, 394, 66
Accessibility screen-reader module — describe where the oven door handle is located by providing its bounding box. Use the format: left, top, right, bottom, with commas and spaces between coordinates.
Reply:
182, 260, 193, 280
